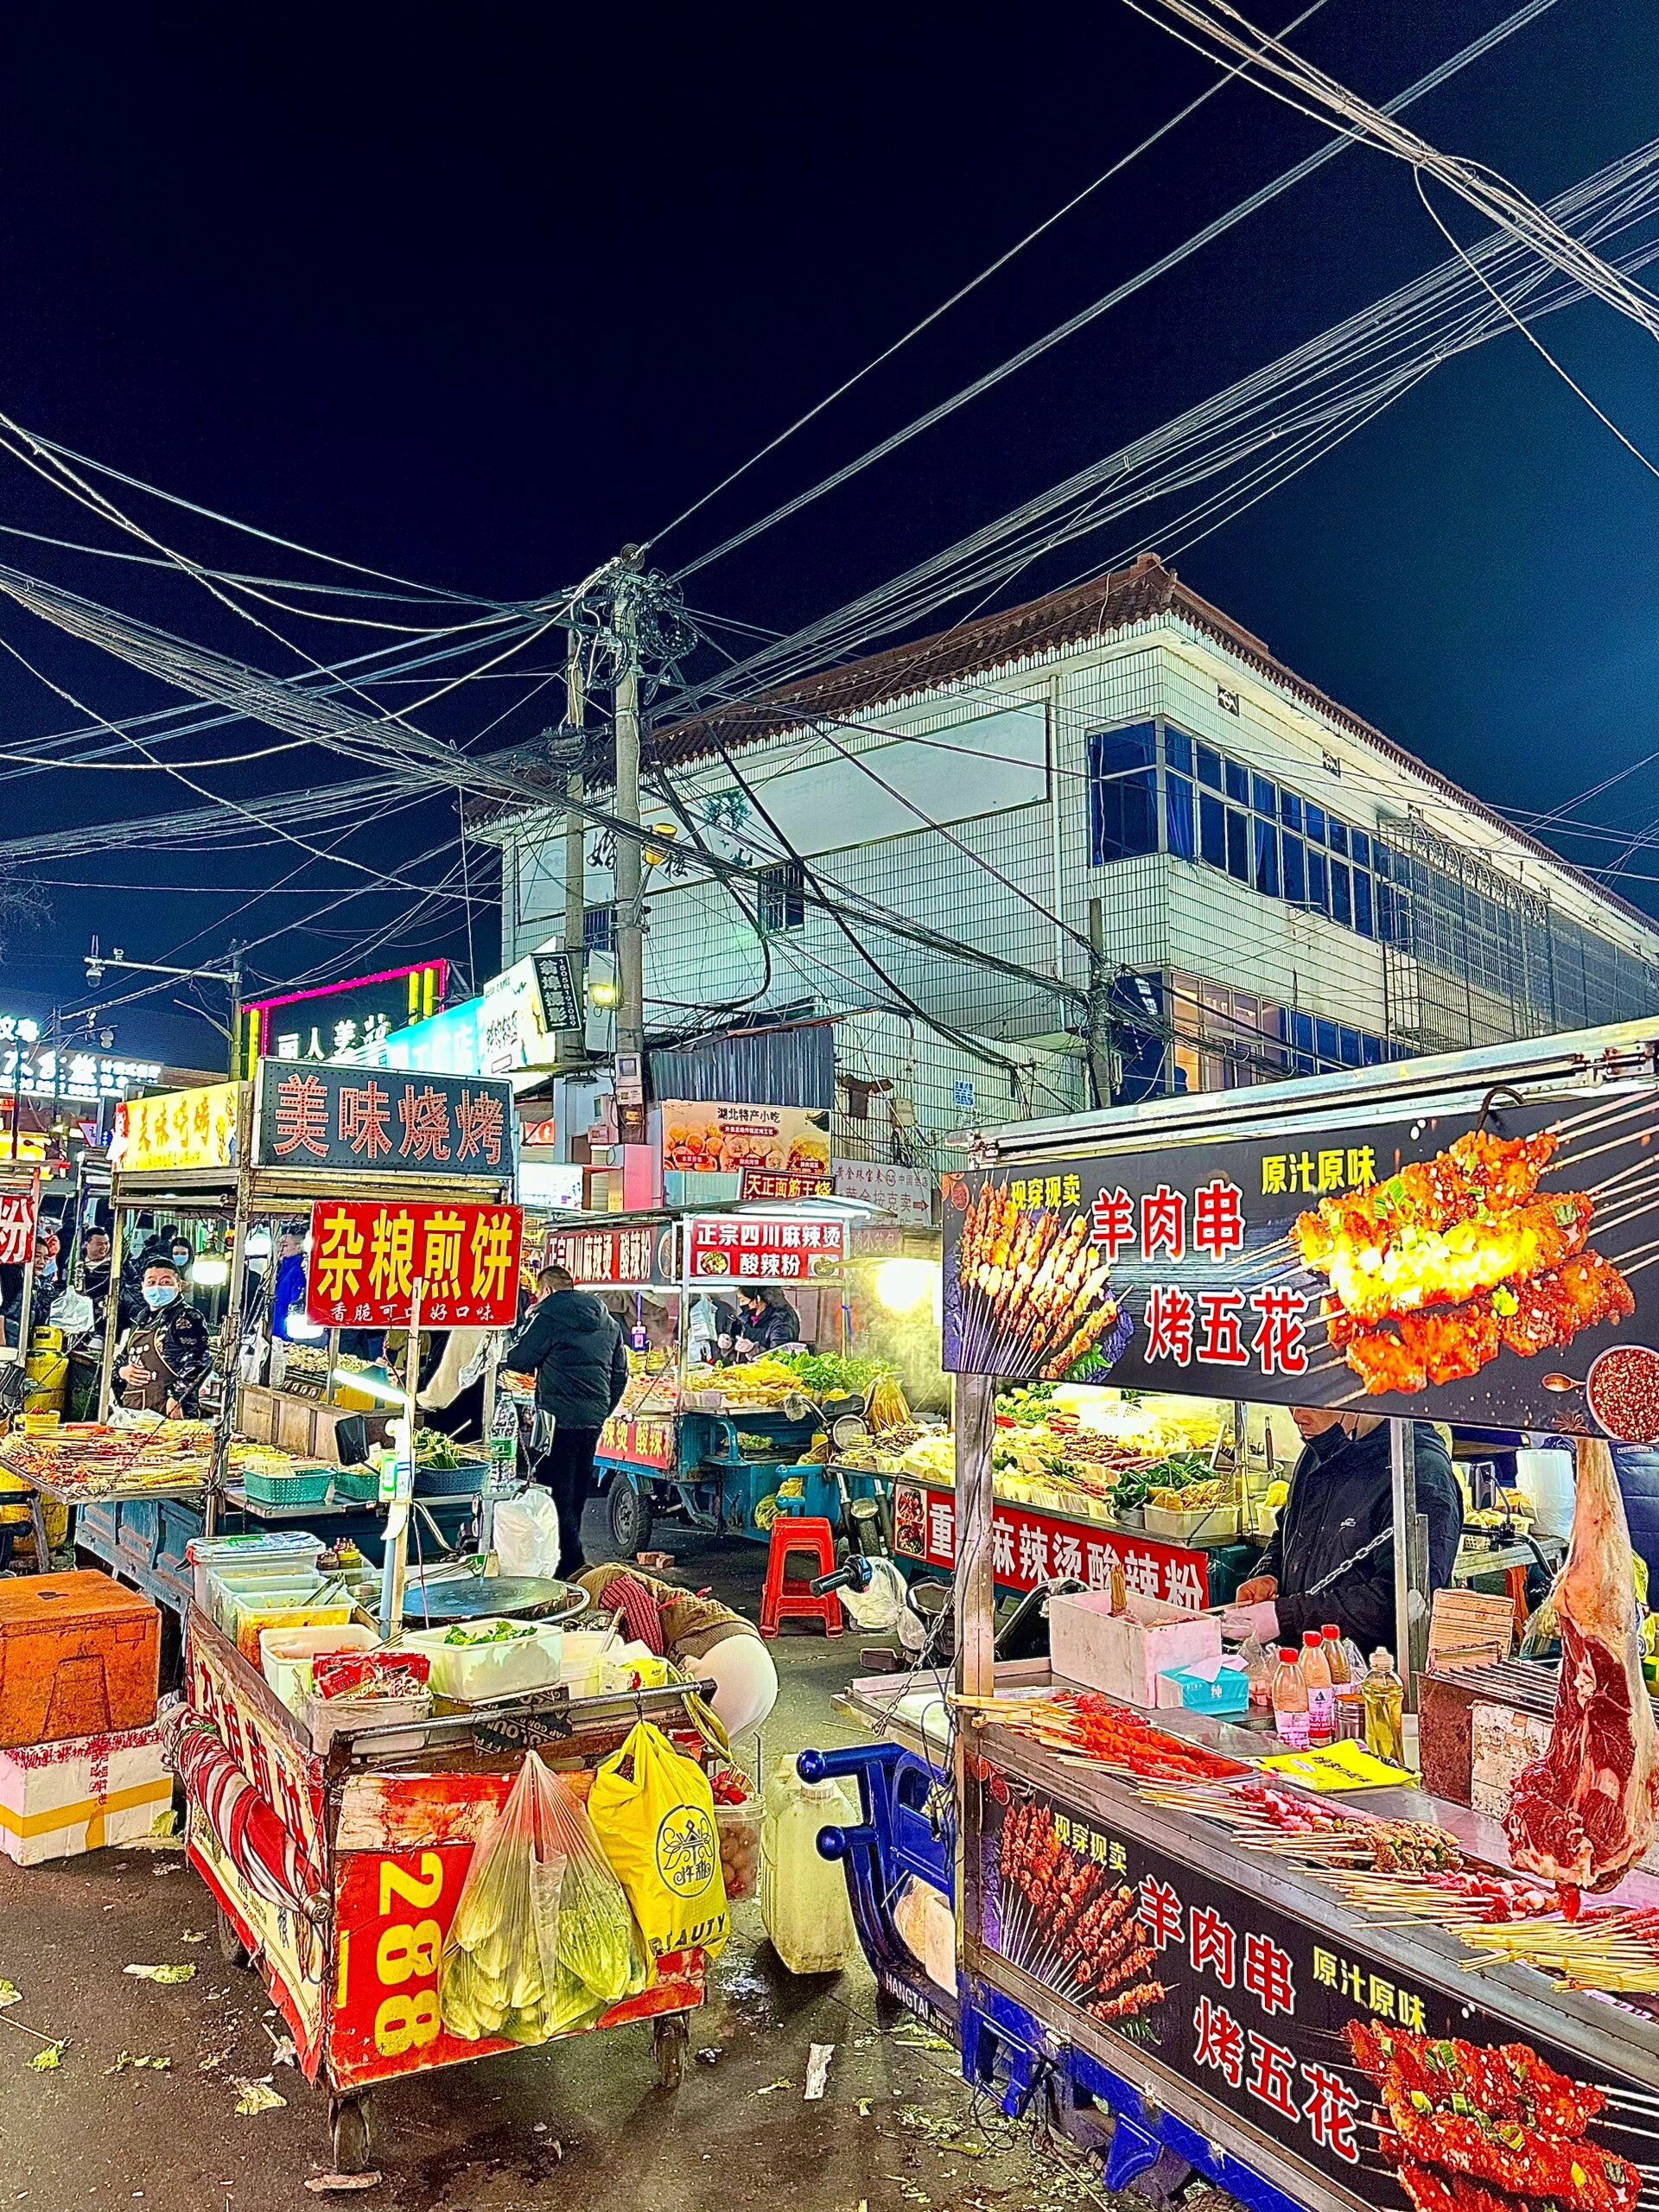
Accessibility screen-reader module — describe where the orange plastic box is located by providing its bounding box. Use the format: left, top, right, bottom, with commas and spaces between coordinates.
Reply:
0, 1572, 161, 1748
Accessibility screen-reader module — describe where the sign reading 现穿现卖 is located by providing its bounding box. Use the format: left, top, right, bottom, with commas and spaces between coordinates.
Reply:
252, 1062, 513, 1178
306, 1200, 524, 1328
942, 1087, 1659, 1430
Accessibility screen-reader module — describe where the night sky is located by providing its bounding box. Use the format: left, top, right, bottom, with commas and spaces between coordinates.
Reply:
1, 0, 1656, 1067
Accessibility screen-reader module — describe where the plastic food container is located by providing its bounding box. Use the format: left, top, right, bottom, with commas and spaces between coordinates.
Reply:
259, 1624, 378, 1715
714, 1791, 763, 1898
306, 1688, 431, 1755
404, 1618, 563, 1703
223, 1586, 352, 1664
1144, 1501, 1240, 1543
188, 1534, 324, 1615
557, 1629, 620, 1700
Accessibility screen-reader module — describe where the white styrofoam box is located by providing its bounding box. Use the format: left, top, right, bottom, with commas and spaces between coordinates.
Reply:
1048, 1590, 1221, 1708
0, 1721, 172, 1866
260, 1624, 378, 1716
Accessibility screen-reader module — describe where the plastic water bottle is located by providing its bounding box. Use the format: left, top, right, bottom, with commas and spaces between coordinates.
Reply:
1300, 1629, 1336, 1746
1271, 1647, 1311, 1749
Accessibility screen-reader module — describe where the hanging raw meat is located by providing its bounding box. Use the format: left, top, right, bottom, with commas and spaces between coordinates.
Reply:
1507, 1438, 1659, 1892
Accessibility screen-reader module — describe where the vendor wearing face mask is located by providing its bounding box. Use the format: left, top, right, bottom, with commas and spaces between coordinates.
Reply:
116, 1259, 212, 1419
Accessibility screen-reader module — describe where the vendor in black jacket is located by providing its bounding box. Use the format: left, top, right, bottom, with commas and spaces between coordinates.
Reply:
1226, 1410, 1462, 1652
501, 1264, 630, 1578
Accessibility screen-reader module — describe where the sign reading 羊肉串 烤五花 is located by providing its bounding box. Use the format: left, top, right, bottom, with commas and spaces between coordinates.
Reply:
942, 1085, 1659, 1431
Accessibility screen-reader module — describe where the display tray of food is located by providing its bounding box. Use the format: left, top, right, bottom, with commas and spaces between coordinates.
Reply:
0, 1419, 360, 1503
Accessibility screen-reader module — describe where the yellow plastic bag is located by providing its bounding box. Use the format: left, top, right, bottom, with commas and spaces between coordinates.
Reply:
588, 1721, 729, 1967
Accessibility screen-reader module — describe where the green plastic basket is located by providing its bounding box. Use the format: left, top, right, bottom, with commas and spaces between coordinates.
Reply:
331, 1465, 382, 1504
244, 1465, 334, 1508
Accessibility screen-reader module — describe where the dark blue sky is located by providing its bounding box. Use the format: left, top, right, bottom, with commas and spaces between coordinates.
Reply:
1, 0, 1656, 1065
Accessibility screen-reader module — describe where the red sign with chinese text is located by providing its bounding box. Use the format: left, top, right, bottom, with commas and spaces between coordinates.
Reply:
739, 1168, 833, 1202
892, 1478, 1210, 1606
686, 1213, 845, 1283
0, 1184, 38, 1268
596, 1414, 677, 1471
545, 1221, 671, 1286
307, 1200, 524, 1327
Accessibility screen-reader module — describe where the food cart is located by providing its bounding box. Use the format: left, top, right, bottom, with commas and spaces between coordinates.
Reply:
549, 1209, 868, 1554
181, 1605, 711, 2171
813, 1016, 1659, 2212
55, 1062, 516, 1620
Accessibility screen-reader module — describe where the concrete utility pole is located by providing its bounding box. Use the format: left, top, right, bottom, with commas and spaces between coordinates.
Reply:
1084, 897, 1117, 1109
612, 549, 645, 1066
559, 627, 588, 1068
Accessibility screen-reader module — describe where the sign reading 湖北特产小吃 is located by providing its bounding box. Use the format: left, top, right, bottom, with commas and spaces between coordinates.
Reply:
686, 1213, 844, 1283
942, 1086, 1659, 1431
306, 1200, 524, 1327
253, 1061, 513, 1176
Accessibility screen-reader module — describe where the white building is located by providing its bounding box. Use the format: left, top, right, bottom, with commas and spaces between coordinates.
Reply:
480, 552, 1659, 1129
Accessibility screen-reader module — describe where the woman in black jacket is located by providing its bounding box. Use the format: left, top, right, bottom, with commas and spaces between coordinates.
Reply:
500, 1265, 630, 1577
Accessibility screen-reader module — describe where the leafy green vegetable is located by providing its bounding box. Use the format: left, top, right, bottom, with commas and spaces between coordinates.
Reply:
442, 1620, 536, 1647
779, 1351, 896, 1397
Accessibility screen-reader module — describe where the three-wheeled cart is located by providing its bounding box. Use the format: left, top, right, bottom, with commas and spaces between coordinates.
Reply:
817, 1015, 1659, 2212
547, 1209, 865, 1554
179, 1605, 710, 2171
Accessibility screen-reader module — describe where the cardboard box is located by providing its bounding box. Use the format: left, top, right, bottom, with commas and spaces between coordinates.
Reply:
1155, 1656, 1250, 1716
0, 1721, 171, 1865
1048, 1590, 1220, 1707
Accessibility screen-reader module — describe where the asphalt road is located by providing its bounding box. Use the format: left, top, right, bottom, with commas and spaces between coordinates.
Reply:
0, 1504, 1097, 2212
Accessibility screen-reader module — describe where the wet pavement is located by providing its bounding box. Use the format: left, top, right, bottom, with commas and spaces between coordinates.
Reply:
0, 1508, 1114, 2211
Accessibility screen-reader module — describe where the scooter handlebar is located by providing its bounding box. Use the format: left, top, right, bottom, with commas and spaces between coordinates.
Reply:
808, 1554, 874, 1599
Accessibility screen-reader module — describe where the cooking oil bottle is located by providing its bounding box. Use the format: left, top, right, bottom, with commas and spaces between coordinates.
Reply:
1361, 1649, 1406, 1767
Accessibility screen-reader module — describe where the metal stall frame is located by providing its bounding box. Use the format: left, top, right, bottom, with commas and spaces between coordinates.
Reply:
938, 1018, 1659, 2212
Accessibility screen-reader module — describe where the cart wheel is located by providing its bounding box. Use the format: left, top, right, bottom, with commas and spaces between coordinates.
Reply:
607, 1473, 654, 1559
216, 1906, 253, 1972
653, 2012, 688, 2092
329, 2092, 376, 2175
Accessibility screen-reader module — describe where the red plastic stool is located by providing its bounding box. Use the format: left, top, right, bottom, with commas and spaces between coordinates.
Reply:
759, 1516, 842, 1638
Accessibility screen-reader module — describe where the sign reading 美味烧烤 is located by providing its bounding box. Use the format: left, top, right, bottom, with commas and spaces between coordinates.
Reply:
243, 961, 446, 1072
976, 1762, 1659, 2212
110, 1082, 242, 1175
890, 1478, 1209, 1605
545, 1219, 675, 1287
686, 1213, 845, 1283
306, 1200, 524, 1327
942, 1086, 1659, 1429
253, 1062, 513, 1176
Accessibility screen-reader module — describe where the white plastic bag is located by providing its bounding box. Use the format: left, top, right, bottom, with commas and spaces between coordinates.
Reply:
494, 1487, 563, 1579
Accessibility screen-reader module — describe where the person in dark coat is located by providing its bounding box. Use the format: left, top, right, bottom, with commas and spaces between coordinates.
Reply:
501, 1264, 630, 1577
732, 1287, 801, 1356
115, 1257, 213, 1417
1227, 1410, 1463, 1652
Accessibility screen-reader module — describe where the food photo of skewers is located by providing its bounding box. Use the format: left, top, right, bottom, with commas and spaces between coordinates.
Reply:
1346, 2020, 1644, 2212
947, 1179, 1135, 1382
1294, 1126, 1637, 1398
990, 1797, 1166, 2024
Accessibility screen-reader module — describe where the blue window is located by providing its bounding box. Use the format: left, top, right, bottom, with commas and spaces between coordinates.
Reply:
1197, 744, 1223, 791
1376, 880, 1395, 944
1254, 817, 1280, 897
1316, 1017, 1339, 1067
1305, 803, 1326, 846
1282, 834, 1306, 906
1328, 819, 1348, 858
1288, 1009, 1315, 1076
1307, 850, 1328, 912
1361, 1034, 1382, 1066
1200, 791, 1226, 868
1352, 870, 1374, 938
1339, 1027, 1362, 1067
583, 903, 615, 951
1224, 758, 1249, 805
1088, 724, 1158, 862
1164, 728, 1193, 776
1351, 830, 1371, 871
1226, 809, 1249, 881
1251, 773, 1277, 816
1166, 774, 1196, 861
1280, 791, 1302, 833
1373, 844, 1390, 881
1330, 861, 1351, 928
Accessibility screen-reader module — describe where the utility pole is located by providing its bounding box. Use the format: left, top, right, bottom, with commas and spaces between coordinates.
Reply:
559, 628, 588, 1068
1084, 898, 1117, 1110
612, 549, 645, 1073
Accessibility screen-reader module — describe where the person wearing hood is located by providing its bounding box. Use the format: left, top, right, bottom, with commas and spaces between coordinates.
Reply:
115, 1255, 212, 1418
501, 1264, 630, 1577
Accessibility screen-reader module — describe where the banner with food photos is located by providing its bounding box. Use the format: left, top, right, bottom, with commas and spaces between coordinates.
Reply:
941, 1088, 1659, 1435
